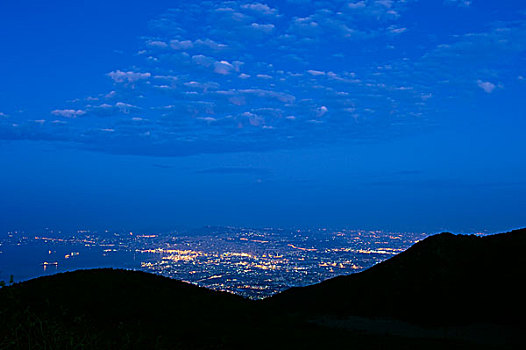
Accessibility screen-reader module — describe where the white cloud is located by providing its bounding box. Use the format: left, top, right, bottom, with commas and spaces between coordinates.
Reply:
194, 39, 228, 50
108, 70, 151, 83
147, 40, 168, 48
170, 40, 193, 50
8, 0, 469, 156
388, 26, 407, 34
348, 1, 367, 9
241, 3, 279, 16
307, 69, 326, 76
250, 23, 275, 33
376, 0, 394, 8
115, 102, 138, 113
184, 81, 220, 92
477, 80, 497, 93
317, 106, 329, 117
51, 109, 86, 118
214, 60, 236, 75
192, 54, 215, 67
198, 116, 217, 122
239, 89, 296, 103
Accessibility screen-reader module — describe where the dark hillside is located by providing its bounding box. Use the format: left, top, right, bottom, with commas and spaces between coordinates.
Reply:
267, 228, 526, 326
1, 228, 525, 349
0, 269, 254, 349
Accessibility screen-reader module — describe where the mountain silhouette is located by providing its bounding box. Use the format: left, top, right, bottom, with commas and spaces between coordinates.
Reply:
267, 228, 526, 326
1, 228, 524, 349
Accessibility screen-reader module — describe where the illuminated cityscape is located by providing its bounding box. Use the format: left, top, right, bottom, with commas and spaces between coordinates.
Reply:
0, 227, 429, 298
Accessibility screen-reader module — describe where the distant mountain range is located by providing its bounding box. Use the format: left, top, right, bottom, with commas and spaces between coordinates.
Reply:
1, 228, 524, 349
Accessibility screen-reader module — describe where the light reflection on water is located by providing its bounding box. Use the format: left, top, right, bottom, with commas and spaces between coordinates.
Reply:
0, 242, 142, 283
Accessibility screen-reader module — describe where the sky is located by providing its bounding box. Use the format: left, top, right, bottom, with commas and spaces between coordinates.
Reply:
0, 0, 525, 234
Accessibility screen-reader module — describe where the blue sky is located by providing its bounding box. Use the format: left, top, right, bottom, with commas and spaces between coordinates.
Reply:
0, 0, 525, 233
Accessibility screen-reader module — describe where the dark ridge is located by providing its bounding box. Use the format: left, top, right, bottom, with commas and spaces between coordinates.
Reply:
0, 269, 254, 349
267, 228, 526, 326
1, 228, 525, 349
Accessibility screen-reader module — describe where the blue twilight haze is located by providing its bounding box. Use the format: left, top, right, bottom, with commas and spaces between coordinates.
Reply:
0, 0, 525, 233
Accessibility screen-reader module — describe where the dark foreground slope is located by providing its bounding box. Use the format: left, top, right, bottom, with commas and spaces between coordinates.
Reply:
0, 270, 477, 350
0, 269, 255, 349
1, 229, 525, 349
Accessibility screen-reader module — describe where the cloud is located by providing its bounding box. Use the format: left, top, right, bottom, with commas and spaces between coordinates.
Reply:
194, 39, 228, 50
412, 18, 526, 100
388, 26, 407, 34
241, 3, 279, 17
170, 39, 194, 50
214, 60, 237, 75
348, 2, 366, 9
307, 70, 326, 76
477, 80, 497, 93
192, 54, 215, 67
317, 106, 328, 117
146, 40, 168, 48
114, 102, 140, 113
107, 70, 151, 83
250, 22, 275, 33
51, 109, 86, 118
4, 0, 520, 157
